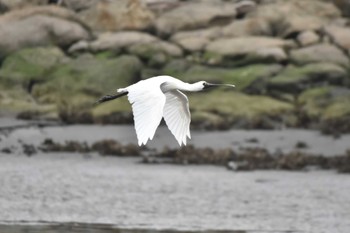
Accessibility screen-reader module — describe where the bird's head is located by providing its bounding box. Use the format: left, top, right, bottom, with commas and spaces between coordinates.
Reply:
199, 81, 235, 90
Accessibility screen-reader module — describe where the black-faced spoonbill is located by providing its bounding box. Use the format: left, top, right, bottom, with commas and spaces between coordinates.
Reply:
95, 75, 235, 146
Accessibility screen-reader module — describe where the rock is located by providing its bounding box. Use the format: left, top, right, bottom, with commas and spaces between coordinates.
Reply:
297, 30, 319, 47
189, 91, 292, 130
235, 0, 256, 16
128, 41, 183, 67
247, 0, 341, 37
78, 0, 155, 32
179, 64, 282, 94
0, 46, 68, 86
89, 31, 157, 53
282, 16, 325, 38
332, 0, 350, 17
221, 18, 271, 37
0, 0, 47, 10
205, 36, 291, 65
155, 2, 237, 36
171, 27, 221, 52
0, 6, 92, 57
324, 25, 350, 54
68, 40, 90, 54
61, 0, 98, 12
298, 86, 350, 134
290, 43, 349, 67
30, 54, 142, 122
206, 36, 290, 56
268, 63, 348, 94
162, 59, 191, 77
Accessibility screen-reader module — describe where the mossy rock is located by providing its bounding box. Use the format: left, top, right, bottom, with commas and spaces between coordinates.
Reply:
179, 64, 282, 94
32, 54, 142, 103
0, 47, 68, 86
298, 86, 350, 133
268, 63, 347, 94
1, 54, 142, 121
188, 90, 293, 129
162, 59, 191, 77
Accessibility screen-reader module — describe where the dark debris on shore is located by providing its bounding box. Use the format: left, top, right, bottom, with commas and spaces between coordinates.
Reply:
13, 138, 344, 174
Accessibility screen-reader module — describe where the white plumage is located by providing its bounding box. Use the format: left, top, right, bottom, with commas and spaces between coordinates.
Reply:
96, 75, 235, 146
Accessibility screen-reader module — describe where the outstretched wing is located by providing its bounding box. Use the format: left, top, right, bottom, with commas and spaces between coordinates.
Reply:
127, 84, 166, 146
163, 90, 191, 146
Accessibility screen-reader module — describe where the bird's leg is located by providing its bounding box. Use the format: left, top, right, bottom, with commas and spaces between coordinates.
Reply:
94, 92, 128, 105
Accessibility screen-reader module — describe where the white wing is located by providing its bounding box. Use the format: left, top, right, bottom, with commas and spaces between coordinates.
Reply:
127, 84, 166, 146
163, 90, 191, 146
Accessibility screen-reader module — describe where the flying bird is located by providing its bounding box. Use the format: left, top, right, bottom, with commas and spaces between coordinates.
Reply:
95, 76, 235, 146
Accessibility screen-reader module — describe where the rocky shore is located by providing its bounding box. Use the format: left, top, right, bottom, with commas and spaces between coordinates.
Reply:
0, 0, 349, 134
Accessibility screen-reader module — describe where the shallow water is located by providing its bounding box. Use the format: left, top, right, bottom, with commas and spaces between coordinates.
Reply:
0, 154, 350, 232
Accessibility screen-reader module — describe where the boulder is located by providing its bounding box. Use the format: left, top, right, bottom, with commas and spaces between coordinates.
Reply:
324, 25, 350, 54
221, 18, 271, 37
0, 6, 92, 57
0, 46, 68, 86
155, 2, 237, 36
0, 0, 47, 10
78, 0, 155, 32
290, 43, 349, 67
205, 36, 291, 65
89, 31, 157, 53
171, 27, 221, 52
247, 0, 341, 37
296, 30, 319, 47
189, 91, 292, 130
206, 36, 291, 57
89, 31, 182, 58
61, 0, 98, 12
179, 64, 282, 94
298, 86, 350, 134
268, 63, 348, 94
332, 0, 350, 17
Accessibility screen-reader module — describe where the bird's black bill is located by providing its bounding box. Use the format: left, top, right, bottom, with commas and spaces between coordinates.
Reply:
94, 92, 128, 105
203, 83, 235, 90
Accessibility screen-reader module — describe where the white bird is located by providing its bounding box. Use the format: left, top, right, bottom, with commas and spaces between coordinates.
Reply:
95, 75, 235, 146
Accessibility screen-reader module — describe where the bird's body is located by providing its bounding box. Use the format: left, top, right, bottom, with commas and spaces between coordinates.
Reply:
96, 76, 234, 146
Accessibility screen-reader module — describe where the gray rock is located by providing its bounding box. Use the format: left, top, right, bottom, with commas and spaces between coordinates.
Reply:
89, 31, 157, 53
290, 43, 349, 67
78, 0, 155, 32
221, 18, 271, 37
0, 6, 91, 57
0, 0, 47, 10
247, 0, 341, 37
171, 27, 221, 52
297, 30, 319, 47
235, 0, 256, 15
61, 0, 98, 12
155, 2, 237, 36
324, 25, 350, 54
206, 36, 290, 57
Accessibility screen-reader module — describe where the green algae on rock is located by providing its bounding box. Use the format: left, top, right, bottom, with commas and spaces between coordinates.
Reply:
189, 91, 293, 129
268, 63, 348, 94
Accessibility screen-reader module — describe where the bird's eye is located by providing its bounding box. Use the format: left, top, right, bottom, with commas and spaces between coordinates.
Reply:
202, 82, 207, 87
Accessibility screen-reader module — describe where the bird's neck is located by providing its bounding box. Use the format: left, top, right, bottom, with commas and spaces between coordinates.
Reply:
162, 80, 202, 92
177, 82, 203, 92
